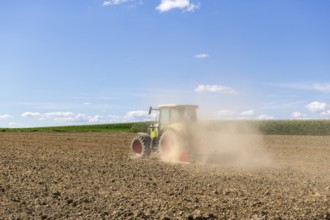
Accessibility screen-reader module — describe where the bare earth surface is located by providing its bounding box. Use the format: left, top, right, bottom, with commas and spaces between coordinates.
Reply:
0, 132, 330, 219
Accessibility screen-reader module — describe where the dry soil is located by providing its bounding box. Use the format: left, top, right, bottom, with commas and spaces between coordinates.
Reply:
0, 132, 330, 219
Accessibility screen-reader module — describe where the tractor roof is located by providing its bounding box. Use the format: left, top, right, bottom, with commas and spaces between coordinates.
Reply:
158, 104, 198, 109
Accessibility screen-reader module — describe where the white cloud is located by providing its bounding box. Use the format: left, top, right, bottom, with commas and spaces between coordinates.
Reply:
109, 110, 154, 122
44, 112, 75, 121
0, 114, 14, 120
9, 122, 25, 128
156, 0, 199, 13
195, 84, 238, 94
126, 110, 154, 121
21, 112, 105, 124
103, 0, 111, 6
194, 54, 209, 59
89, 115, 105, 123
305, 101, 330, 115
185, 2, 199, 11
240, 110, 255, 116
21, 112, 42, 118
126, 110, 148, 118
291, 111, 306, 119
304, 101, 330, 116
306, 101, 327, 113
103, 0, 142, 7
256, 115, 274, 120
20, 109, 155, 125
103, 0, 128, 6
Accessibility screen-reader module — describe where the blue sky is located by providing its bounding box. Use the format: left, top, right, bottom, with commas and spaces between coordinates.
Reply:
1, 0, 329, 127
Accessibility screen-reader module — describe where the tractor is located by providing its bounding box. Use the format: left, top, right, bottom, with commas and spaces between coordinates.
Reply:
130, 104, 199, 162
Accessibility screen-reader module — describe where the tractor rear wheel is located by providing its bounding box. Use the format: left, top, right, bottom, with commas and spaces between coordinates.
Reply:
159, 130, 190, 162
130, 135, 151, 158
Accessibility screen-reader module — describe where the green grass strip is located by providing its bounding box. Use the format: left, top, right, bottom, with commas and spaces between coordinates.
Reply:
1, 120, 330, 135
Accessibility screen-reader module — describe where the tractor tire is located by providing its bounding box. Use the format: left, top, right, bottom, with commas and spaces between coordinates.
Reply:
159, 130, 190, 163
130, 135, 151, 158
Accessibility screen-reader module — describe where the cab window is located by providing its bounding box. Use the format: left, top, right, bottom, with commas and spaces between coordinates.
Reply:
171, 109, 180, 123
159, 108, 169, 126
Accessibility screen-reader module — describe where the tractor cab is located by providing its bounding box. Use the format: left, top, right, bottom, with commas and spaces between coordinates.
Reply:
148, 104, 198, 131
156, 104, 198, 130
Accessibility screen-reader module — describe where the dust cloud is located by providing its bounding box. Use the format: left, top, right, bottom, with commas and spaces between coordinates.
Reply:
159, 121, 273, 168
190, 121, 273, 168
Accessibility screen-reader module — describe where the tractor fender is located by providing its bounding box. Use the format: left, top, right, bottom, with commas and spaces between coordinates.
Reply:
137, 132, 149, 137
137, 132, 152, 145
137, 132, 151, 140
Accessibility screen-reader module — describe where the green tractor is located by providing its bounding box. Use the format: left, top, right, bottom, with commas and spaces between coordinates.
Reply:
130, 104, 198, 162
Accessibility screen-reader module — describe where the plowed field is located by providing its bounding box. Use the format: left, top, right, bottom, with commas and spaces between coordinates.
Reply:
0, 132, 330, 219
